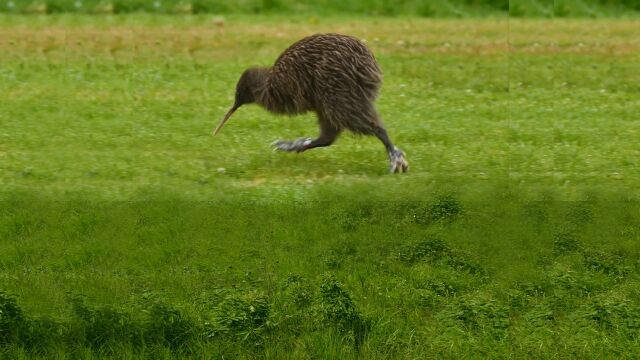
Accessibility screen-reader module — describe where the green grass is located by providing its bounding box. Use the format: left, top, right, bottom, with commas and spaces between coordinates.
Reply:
3, 0, 640, 17
1, 15, 640, 358
2, 196, 640, 358
1, 15, 638, 199
3, 0, 506, 16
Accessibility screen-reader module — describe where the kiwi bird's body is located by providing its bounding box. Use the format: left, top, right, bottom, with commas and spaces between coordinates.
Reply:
214, 33, 409, 173
263, 34, 382, 133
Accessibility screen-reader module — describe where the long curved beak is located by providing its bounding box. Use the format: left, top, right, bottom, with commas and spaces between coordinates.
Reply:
212, 105, 238, 136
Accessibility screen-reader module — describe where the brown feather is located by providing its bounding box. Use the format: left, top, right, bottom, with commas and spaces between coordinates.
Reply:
245, 33, 384, 134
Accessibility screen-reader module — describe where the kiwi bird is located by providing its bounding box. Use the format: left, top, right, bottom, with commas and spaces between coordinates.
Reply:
213, 33, 409, 173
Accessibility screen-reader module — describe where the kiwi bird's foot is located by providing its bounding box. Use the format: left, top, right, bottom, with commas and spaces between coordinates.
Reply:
389, 147, 409, 173
272, 138, 312, 153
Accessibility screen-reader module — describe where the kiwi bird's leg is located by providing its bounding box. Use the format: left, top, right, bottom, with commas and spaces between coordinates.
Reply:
373, 125, 409, 173
273, 121, 340, 153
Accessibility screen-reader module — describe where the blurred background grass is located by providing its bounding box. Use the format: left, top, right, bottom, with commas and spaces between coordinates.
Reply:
1, 0, 639, 17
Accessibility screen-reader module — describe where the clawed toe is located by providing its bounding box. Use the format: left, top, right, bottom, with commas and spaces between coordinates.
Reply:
272, 138, 312, 152
389, 148, 409, 173
390, 160, 409, 173
272, 139, 290, 151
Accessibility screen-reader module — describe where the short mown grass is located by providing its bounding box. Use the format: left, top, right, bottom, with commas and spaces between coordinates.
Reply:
1, 15, 638, 199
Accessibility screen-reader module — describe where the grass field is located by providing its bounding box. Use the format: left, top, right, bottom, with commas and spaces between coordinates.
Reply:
1, 14, 640, 358
3, 0, 640, 17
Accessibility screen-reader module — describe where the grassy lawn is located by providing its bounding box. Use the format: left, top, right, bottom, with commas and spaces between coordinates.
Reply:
1, 15, 638, 199
1, 15, 639, 358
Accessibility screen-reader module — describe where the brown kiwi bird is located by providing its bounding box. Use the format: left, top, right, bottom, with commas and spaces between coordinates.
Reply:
213, 33, 409, 173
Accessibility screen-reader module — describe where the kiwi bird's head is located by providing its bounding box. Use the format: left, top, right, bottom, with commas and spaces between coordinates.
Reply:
213, 67, 267, 136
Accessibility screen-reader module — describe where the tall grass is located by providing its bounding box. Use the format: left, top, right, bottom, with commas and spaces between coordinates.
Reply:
1, 193, 640, 357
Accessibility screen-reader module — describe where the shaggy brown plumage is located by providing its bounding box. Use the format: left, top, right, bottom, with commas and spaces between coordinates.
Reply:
213, 33, 408, 173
